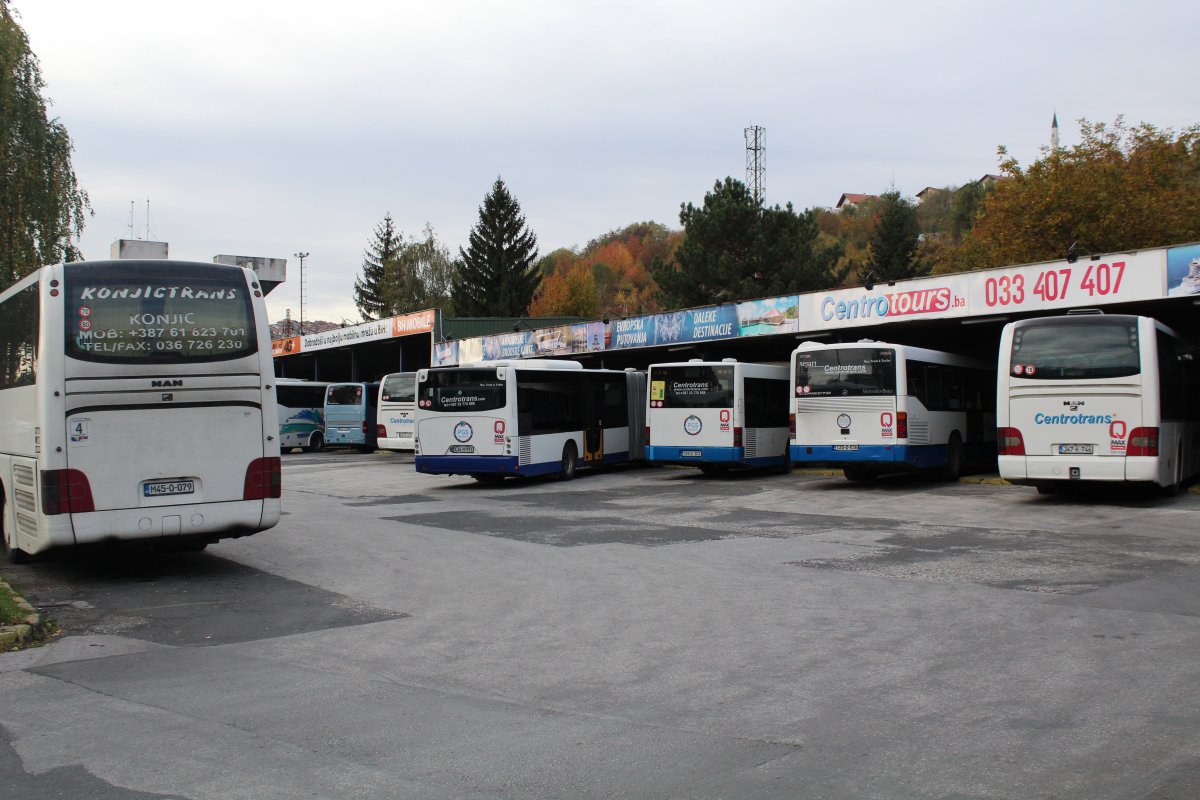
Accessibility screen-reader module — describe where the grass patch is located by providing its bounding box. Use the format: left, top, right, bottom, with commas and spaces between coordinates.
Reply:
0, 581, 28, 625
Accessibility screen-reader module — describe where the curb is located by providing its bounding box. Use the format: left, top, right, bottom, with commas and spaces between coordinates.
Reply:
0, 579, 44, 650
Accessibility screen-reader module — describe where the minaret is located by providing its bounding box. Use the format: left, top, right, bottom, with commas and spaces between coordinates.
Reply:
1051, 111, 1060, 150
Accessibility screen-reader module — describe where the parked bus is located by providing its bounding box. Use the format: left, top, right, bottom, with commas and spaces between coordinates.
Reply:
646, 359, 789, 474
790, 340, 995, 481
0, 259, 281, 562
275, 378, 329, 452
377, 371, 417, 451
414, 360, 646, 480
323, 382, 379, 451
997, 312, 1200, 494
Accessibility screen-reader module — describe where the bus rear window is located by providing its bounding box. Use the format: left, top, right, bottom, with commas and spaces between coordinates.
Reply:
794, 348, 896, 397
326, 385, 364, 405
649, 365, 734, 408
381, 374, 415, 402
64, 262, 256, 363
1010, 322, 1140, 379
419, 369, 506, 412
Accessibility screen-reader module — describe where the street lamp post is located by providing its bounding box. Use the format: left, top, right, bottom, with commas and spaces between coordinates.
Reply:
294, 251, 309, 335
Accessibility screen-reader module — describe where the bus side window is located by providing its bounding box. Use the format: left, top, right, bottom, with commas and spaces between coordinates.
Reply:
924, 367, 944, 410
944, 367, 963, 410
906, 362, 925, 401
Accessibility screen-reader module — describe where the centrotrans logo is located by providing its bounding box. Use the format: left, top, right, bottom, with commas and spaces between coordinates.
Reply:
453, 421, 474, 442
1034, 413, 1114, 425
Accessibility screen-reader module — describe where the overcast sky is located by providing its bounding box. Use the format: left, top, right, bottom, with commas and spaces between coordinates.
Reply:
16, 0, 1200, 324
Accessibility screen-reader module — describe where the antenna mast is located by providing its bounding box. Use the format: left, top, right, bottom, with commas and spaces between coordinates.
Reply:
745, 125, 765, 204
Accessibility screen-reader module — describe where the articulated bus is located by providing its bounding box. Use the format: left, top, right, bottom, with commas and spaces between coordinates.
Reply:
377, 371, 417, 451
414, 360, 646, 481
0, 260, 281, 562
646, 359, 790, 474
997, 313, 1200, 494
323, 382, 379, 451
791, 340, 995, 481
275, 378, 329, 452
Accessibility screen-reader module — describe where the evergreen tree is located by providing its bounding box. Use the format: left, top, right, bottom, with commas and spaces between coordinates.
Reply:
1, 0, 90, 289
654, 178, 844, 308
353, 213, 403, 320
451, 178, 539, 316
866, 190, 923, 281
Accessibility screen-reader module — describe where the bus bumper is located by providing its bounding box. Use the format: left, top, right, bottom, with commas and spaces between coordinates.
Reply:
1001, 455, 1159, 484
791, 443, 944, 468
62, 498, 279, 550
647, 445, 742, 464
415, 455, 521, 475
378, 436, 415, 451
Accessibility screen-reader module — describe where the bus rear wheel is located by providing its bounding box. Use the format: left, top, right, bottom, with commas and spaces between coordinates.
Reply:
558, 443, 578, 481
305, 432, 324, 453
939, 433, 963, 482
843, 466, 876, 482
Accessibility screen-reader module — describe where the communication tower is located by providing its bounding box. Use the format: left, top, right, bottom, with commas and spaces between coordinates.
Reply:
745, 125, 765, 204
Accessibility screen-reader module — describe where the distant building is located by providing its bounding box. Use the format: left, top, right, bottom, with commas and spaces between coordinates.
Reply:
915, 187, 946, 205
836, 193, 876, 210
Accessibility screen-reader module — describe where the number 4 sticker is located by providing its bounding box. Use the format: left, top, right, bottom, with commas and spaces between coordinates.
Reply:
69, 418, 91, 446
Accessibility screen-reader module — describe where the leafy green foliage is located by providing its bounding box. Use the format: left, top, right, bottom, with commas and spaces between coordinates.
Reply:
382, 223, 457, 315
654, 178, 844, 308
353, 213, 403, 320
451, 178, 540, 316
0, 0, 90, 289
866, 190, 923, 281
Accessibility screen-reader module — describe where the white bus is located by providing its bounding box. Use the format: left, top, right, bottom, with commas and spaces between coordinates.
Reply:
414, 360, 646, 481
791, 340, 995, 481
275, 378, 329, 452
997, 312, 1200, 494
646, 359, 790, 474
0, 259, 281, 562
377, 371, 417, 451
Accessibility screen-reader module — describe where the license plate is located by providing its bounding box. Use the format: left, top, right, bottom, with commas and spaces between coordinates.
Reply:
449, 445, 474, 454
833, 444, 859, 452
1058, 444, 1094, 455
397, 432, 413, 438
143, 479, 195, 497
680, 450, 702, 457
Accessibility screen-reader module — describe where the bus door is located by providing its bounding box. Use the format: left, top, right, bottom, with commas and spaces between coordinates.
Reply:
583, 378, 604, 464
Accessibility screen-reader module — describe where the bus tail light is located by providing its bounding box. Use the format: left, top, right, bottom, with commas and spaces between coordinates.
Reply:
896, 411, 908, 439
1128, 427, 1159, 457
789, 413, 796, 436
733, 427, 743, 448
41, 469, 95, 515
244, 457, 282, 500
997, 427, 1025, 456
645, 426, 651, 446
377, 424, 387, 438
362, 421, 369, 435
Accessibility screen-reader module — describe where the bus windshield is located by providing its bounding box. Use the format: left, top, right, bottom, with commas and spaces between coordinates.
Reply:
381, 373, 415, 402
64, 262, 256, 364
794, 347, 896, 397
420, 369, 506, 412
326, 385, 364, 405
650, 365, 734, 408
1010, 321, 1140, 380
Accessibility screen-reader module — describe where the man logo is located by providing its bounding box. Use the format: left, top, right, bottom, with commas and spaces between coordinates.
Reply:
152, 379, 183, 388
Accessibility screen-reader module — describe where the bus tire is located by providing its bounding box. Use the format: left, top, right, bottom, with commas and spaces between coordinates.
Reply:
304, 432, 324, 453
940, 433, 963, 482
558, 443, 578, 481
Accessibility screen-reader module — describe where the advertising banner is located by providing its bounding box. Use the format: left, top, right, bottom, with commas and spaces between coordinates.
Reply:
483, 330, 536, 360
797, 274, 972, 332
457, 337, 484, 364
433, 340, 459, 366
300, 318, 394, 350
392, 309, 436, 336
1165, 243, 1200, 297
963, 250, 1165, 313
737, 296, 800, 336
272, 336, 301, 357
609, 315, 655, 349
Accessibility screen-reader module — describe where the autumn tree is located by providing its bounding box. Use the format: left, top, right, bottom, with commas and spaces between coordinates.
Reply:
451, 178, 539, 316
383, 223, 457, 315
654, 178, 844, 308
1, 0, 90, 288
354, 213, 403, 320
934, 117, 1200, 273
865, 190, 923, 281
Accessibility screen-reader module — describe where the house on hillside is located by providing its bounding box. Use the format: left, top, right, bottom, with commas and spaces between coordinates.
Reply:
836, 192, 876, 210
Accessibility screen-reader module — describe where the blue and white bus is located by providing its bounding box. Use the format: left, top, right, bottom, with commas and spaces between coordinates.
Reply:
790, 340, 995, 481
646, 359, 790, 474
275, 378, 329, 452
414, 360, 646, 481
323, 382, 379, 451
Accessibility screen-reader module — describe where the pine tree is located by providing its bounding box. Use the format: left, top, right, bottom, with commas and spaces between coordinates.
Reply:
1, 0, 90, 288
354, 213, 403, 320
451, 178, 539, 316
866, 190, 923, 281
